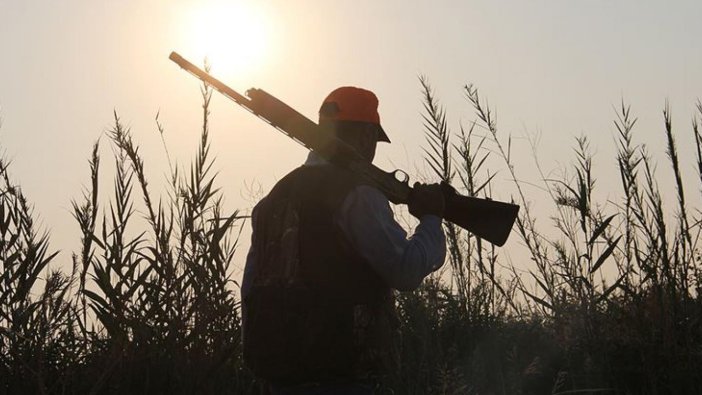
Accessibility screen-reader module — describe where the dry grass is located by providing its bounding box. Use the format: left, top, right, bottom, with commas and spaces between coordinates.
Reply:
1, 75, 701, 394
397, 78, 702, 394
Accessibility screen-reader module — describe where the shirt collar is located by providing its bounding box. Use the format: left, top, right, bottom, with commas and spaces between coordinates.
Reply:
304, 151, 329, 166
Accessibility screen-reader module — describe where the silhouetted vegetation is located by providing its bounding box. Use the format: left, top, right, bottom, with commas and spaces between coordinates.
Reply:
1, 76, 702, 394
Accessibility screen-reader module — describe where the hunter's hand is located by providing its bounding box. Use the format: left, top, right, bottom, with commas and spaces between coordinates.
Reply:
408, 182, 445, 219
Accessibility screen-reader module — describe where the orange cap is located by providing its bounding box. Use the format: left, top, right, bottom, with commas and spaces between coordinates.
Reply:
318, 86, 390, 143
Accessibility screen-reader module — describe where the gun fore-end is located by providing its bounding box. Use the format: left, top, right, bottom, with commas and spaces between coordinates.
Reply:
442, 190, 519, 247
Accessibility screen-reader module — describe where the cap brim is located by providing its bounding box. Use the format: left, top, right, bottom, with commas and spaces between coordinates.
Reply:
377, 125, 391, 143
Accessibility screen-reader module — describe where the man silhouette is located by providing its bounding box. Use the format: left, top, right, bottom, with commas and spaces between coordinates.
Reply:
242, 86, 446, 394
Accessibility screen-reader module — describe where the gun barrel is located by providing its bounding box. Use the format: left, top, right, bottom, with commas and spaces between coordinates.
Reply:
169, 52, 251, 108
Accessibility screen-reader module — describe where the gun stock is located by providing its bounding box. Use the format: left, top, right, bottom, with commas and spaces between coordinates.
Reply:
169, 52, 520, 246
442, 184, 519, 246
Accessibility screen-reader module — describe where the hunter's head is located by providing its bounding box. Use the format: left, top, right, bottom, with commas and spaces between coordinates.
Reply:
319, 86, 390, 162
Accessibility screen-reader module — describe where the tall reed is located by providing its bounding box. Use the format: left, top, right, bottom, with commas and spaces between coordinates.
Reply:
2, 74, 702, 394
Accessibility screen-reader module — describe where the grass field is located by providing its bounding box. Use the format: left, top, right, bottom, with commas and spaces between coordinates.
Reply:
1, 79, 701, 394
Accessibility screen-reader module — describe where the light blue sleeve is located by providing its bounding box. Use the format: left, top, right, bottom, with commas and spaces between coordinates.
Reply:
336, 185, 447, 291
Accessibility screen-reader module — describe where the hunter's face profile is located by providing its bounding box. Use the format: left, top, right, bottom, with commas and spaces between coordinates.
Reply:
321, 120, 381, 162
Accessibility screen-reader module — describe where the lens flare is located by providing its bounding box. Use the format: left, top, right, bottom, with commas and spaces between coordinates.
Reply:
181, 1, 268, 77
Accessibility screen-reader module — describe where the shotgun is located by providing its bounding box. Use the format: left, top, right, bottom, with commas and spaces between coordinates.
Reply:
169, 52, 519, 246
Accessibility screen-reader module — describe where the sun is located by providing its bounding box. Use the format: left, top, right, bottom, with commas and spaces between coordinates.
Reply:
180, 1, 269, 78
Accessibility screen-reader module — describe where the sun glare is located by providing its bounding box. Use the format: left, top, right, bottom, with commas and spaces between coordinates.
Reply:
181, 1, 269, 78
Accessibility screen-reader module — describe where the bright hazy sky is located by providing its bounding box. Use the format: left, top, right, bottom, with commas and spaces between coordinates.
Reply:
1, 0, 702, 276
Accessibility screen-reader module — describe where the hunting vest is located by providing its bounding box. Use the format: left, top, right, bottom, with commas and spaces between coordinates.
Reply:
243, 165, 399, 384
